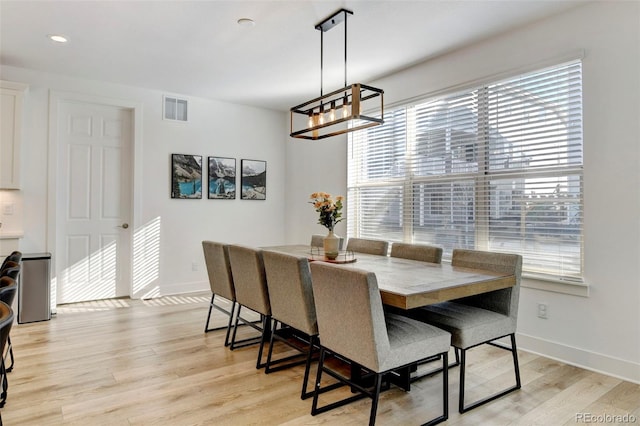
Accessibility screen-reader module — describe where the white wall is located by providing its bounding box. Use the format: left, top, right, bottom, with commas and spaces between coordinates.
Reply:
285, 2, 640, 382
0, 65, 288, 297
284, 132, 349, 244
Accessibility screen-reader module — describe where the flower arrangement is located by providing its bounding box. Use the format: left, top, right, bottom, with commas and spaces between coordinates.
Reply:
310, 192, 344, 231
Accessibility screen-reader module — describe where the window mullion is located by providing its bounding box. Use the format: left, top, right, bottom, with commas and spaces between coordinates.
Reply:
475, 87, 490, 250
404, 106, 417, 243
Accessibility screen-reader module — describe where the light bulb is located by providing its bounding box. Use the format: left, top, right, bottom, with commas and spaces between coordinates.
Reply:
329, 102, 336, 121
308, 112, 314, 128
342, 96, 350, 118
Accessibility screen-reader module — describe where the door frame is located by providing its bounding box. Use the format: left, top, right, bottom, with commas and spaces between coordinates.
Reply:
47, 91, 143, 308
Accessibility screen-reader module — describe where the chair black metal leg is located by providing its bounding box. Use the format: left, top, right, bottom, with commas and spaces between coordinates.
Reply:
459, 348, 467, 413
311, 349, 360, 416
368, 374, 383, 426
204, 293, 216, 333
223, 301, 236, 347
229, 305, 264, 350
410, 348, 459, 383
301, 335, 317, 400
511, 334, 522, 389
264, 320, 280, 373
5, 336, 13, 373
0, 359, 7, 408
311, 347, 327, 415
256, 315, 271, 369
204, 295, 237, 348
459, 334, 521, 413
421, 352, 449, 426
229, 304, 242, 349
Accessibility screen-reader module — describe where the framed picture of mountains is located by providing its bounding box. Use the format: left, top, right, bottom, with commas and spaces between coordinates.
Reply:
240, 159, 266, 200
171, 154, 202, 199
208, 156, 236, 199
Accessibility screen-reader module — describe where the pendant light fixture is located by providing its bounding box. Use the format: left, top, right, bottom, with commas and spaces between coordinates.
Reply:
290, 9, 384, 140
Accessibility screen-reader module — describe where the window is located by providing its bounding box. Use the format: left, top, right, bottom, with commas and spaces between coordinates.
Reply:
348, 61, 583, 281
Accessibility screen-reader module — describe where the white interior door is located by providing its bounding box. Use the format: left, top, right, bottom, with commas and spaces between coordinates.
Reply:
56, 101, 132, 304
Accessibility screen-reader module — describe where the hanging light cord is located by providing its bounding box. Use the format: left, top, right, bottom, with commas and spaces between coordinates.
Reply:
320, 28, 324, 97
344, 11, 348, 88
319, 10, 349, 98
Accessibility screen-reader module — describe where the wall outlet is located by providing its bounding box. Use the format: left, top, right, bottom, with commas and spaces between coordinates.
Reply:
191, 261, 199, 272
537, 302, 548, 319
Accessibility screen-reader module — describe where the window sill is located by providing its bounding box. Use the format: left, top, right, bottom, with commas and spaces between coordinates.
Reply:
521, 273, 589, 297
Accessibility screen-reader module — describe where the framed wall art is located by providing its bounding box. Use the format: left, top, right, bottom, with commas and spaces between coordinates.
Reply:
171, 154, 202, 199
240, 159, 266, 200
208, 156, 236, 199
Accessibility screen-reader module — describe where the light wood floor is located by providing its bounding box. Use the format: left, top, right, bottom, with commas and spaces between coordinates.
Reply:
2, 293, 638, 425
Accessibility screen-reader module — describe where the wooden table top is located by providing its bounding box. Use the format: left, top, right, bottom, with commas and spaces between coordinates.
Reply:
262, 245, 516, 310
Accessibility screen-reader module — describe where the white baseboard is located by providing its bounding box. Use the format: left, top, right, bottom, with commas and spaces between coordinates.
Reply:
517, 332, 640, 384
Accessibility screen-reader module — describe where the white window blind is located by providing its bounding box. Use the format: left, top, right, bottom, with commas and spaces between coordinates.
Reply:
348, 61, 584, 281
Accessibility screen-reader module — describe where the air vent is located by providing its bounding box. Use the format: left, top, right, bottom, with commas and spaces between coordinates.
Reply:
163, 95, 188, 122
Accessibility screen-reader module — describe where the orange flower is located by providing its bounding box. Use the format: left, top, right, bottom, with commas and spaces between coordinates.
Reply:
309, 192, 344, 231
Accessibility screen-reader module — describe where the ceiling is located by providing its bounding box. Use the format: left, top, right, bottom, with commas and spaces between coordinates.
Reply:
0, 0, 587, 112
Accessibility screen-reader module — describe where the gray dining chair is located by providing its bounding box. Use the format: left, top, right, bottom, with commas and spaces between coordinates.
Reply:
345, 237, 389, 256
388, 242, 449, 370
390, 242, 443, 264
410, 249, 523, 413
310, 234, 344, 250
227, 245, 272, 369
262, 250, 318, 399
201, 241, 236, 346
309, 261, 451, 426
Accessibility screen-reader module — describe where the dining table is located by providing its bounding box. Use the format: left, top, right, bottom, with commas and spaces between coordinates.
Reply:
262, 245, 516, 310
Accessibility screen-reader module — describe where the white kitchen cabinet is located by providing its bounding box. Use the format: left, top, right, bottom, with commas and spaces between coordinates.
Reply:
0, 81, 27, 189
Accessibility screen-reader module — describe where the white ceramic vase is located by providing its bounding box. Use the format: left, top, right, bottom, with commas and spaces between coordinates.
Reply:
323, 230, 340, 260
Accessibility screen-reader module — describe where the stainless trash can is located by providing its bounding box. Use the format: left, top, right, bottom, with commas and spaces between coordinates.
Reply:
18, 252, 52, 324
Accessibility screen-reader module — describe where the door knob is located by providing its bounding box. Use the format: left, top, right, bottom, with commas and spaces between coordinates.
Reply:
120, 223, 129, 229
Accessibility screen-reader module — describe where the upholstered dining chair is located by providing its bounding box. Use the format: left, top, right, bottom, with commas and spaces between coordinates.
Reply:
0, 252, 22, 271
345, 238, 389, 256
262, 250, 318, 399
201, 241, 236, 346
390, 242, 443, 264
309, 262, 451, 426
411, 249, 523, 413
0, 300, 14, 408
0, 262, 20, 280
310, 234, 344, 250
388, 242, 451, 371
227, 245, 272, 369
0, 277, 17, 373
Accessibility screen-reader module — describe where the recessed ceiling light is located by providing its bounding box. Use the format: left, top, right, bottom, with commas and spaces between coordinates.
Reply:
237, 18, 255, 27
48, 34, 69, 43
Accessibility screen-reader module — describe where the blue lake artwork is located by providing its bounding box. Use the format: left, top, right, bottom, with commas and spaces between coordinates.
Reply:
208, 156, 236, 199
171, 154, 203, 199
